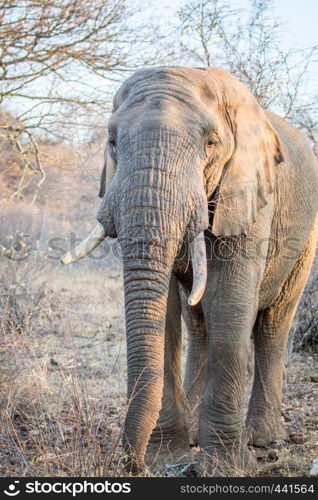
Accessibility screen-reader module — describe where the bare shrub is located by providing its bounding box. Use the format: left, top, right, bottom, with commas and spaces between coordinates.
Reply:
0, 253, 126, 476
0, 328, 125, 476
290, 252, 318, 353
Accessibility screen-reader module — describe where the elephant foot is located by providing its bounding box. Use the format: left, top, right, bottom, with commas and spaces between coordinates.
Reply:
196, 444, 257, 477
247, 414, 286, 447
146, 426, 191, 470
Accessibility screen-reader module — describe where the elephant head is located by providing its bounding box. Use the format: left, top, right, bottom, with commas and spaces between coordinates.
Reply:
61, 67, 283, 473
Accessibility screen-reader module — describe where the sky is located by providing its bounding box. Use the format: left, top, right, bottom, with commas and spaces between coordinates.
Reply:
272, 0, 318, 47
156, 0, 318, 100
160, 0, 318, 49
7, 0, 317, 139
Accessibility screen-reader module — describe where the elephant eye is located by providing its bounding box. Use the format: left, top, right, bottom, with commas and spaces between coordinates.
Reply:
108, 138, 117, 157
205, 131, 220, 155
206, 135, 218, 148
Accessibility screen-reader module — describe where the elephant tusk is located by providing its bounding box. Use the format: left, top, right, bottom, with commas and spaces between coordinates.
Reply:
60, 223, 106, 264
188, 232, 207, 306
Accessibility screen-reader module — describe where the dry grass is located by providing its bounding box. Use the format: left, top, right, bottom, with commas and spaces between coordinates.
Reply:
256, 353, 318, 477
0, 254, 127, 477
1, 254, 317, 477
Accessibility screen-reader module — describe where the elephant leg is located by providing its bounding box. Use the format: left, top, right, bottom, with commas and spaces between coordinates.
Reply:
198, 270, 259, 476
181, 290, 207, 447
146, 274, 191, 465
247, 230, 317, 447
198, 324, 257, 476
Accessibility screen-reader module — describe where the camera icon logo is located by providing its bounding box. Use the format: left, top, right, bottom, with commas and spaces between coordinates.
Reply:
4, 481, 20, 496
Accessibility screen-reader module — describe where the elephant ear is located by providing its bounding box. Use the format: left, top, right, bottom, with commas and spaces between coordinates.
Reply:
98, 148, 116, 198
211, 103, 284, 236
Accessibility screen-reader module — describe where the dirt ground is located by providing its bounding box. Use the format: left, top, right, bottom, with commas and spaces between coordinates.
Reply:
0, 255, 317, 477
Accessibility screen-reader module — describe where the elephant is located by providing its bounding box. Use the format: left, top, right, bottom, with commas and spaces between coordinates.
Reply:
61, 67, 318, 476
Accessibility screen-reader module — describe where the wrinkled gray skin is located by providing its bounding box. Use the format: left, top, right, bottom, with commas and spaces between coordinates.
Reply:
96, 67, 318, 475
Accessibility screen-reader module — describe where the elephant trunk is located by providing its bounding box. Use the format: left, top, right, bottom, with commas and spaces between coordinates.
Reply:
114, 140, 185, 472
122, 257, 174, 473
117, 178, 181, 472
96, 128, 209, 472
